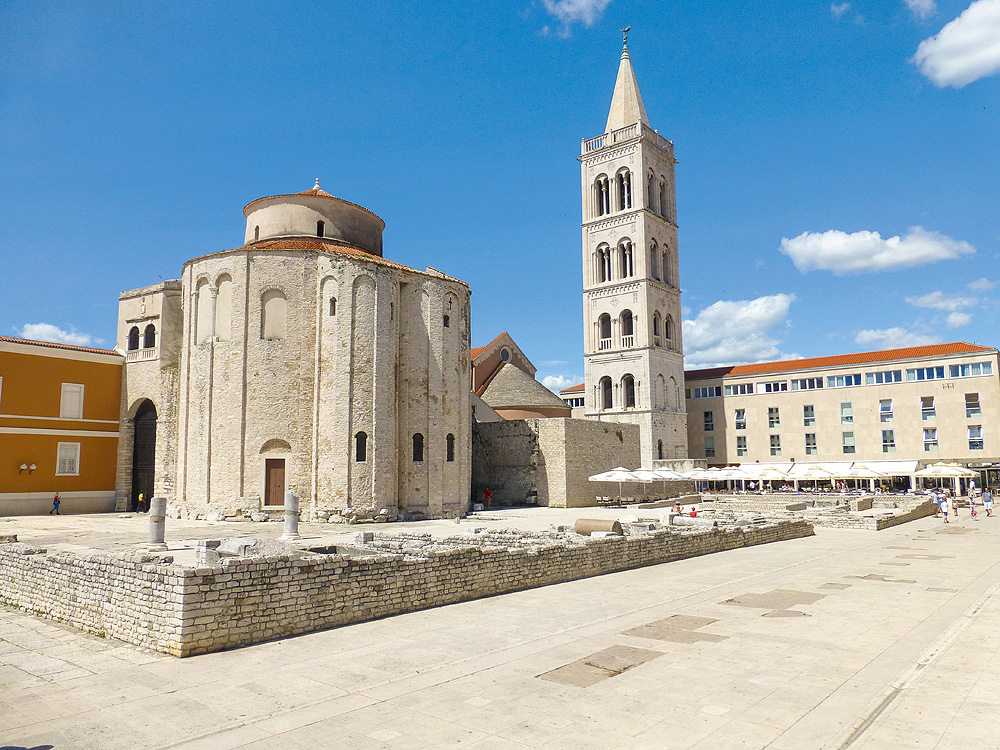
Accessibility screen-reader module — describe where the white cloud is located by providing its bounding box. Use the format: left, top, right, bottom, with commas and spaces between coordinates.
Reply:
905, 290, 978, 311
947, 311, 972, 327
969, 277, 996, 291
904, 0, 937, 20
542, 374, 581, 393
541, 0, 612, 35
780, 226, 975, 274
855, 327, 940, 348
912, 0, 1000, 88
683, 294, 796, 367
16, 323, 101, 347
831, 2, 851, 18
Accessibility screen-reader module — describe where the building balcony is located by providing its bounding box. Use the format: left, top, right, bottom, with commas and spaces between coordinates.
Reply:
622, 335, 634, 348
126, 348, 158, 363
599, 338, 612, 351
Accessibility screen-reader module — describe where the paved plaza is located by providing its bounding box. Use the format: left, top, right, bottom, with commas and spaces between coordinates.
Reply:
2, 508, 1000, 749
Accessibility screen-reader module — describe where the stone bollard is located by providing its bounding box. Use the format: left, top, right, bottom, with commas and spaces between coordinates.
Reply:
147, 497, 168, 551
281, 491, 301, 540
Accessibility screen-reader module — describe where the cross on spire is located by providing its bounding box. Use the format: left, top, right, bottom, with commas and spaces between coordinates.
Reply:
622, 25, 631, 48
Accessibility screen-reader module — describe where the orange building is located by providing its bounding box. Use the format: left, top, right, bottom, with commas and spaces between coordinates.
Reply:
0, 336, 123, 515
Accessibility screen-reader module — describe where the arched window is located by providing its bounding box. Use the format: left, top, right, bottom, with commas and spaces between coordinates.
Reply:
615, 170, 632, 211
595, 244, 612, 283
143, 324, 156, 349
620, 310, 634, 347
317, 220, 325, 237
215, 274, 232, 342
127, 326, 140, 351
618, 241, 633, 278
650, 241, 660, 281
598, 314, 612, 350
329, 298, 336, 316
623, 374, 636, 408
261, 289, 287, 340
656, 373, 665, 408
658, 440, 664, 460
594, 175, 610, 217
663, 247, 672, 287
443, 315, 450, 328
412, 433, 424, 462
652, 311, 661, 346
254, 225, 260, 241
446, 433, 455, 462
659, 180, 668, 219
600, 376, 613, 410
668, 376, 678, 409
665, 315, 674, 349
196, 279, 212, 344
355, 431, 367, 462
647, 172, 656, 212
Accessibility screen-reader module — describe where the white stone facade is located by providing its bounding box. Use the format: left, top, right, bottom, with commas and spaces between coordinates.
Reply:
580, 44, 688, 464
118, 186, 471, 521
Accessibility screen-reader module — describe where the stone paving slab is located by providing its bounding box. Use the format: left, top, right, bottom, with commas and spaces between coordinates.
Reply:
2, 510, 1000, 748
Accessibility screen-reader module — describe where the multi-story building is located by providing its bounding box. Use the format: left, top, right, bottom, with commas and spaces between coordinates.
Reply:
0, 336, 123, 514
684, 342, 999, 471
579, 37, 687, 464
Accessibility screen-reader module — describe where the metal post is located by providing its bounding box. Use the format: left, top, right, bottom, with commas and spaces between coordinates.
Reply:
281, 490, 301, 540
147, 496, 167, 551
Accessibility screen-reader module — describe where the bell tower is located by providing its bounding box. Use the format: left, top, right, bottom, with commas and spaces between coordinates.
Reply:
579, 33, 688, 464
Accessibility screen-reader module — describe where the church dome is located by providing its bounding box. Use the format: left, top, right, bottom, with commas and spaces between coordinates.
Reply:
243, 180, 386, 256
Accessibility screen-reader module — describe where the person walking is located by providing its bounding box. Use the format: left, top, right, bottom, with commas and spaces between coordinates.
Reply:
940, 492, 949, 523
136, 493, 146, 513
49, 492, 60, 515
984, 489, 994, 518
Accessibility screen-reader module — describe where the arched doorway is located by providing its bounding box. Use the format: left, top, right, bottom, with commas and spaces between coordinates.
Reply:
131, 400, 157, 511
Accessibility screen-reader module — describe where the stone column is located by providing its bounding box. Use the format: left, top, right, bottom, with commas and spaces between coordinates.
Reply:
281, 491, 301, 541
148, 497, 167, 551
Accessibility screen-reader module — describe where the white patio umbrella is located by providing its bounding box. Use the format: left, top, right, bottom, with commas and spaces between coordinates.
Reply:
588, 466, 640, 502
914, 463, 977, 493
836, 464, 886, 492
794, 465, 836, 491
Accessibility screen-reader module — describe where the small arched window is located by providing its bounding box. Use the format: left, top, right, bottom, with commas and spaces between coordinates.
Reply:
389, 302, 394, 321
620, 310, 634, 347
500, 347, 510, 362
355, 431, 367, 462
659, 180, 668, 219
598, 314, 612, 350
329, 298, 336, 316
600, 376, 613, 410
443, 315, 450, 328
215, 274, 233, 342
446, 433, 455, 462
623, 374, 636, 408
665, 315, 674, 348
658, 440, 664, 460
143, 324, 156, 349
412, 433, 424, 462
261, 290, 287, 340
652, 312, 661, 346
254, 225, 260, 241
127, 326, 140, 351
650, 241, 660, 281
316, 220, 325, 237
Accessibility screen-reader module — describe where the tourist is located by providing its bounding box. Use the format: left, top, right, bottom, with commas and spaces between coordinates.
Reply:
673, 501, 682, 514
689, 505, 697, 518
482, 487, 492, 510
970, 495, 978, 520
49, 492, 60, 515
984, 489, 994, 518
136, 493, 146, 513
940, 494, 949, 523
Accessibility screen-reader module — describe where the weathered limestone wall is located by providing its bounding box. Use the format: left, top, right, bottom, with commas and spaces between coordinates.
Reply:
0, 520, 814, 657
0, 546, 186, 654
473, 418, 646, 508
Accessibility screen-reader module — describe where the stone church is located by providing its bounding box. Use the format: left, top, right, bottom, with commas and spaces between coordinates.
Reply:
115, 183, 472, 521
579, 37, 689, 465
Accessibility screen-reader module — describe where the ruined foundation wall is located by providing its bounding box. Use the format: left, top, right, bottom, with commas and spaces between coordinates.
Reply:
1, 520, 814, 657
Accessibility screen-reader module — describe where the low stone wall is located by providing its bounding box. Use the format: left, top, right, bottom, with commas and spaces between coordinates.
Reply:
805, 500, 937, 530
0, 520, 814, 657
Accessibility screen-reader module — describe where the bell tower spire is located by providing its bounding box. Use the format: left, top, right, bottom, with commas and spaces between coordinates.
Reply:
605, 27, 650, 133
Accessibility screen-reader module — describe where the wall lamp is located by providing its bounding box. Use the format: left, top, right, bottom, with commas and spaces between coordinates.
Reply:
19, 463, 37, 474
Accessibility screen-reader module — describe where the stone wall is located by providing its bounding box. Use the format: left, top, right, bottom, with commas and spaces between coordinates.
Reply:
0, 520, 814, 657
473, 418, 646, 508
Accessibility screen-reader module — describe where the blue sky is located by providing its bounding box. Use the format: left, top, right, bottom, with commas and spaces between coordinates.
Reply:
2, 0, 998, 392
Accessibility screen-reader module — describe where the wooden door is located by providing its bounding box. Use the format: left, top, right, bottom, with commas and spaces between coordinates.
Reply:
264, 459, 285, 505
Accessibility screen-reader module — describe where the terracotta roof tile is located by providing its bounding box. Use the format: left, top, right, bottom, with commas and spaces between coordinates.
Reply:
685, 342, 996, 381
0, 335, 121, 357
559, 382, 585, 394
237, 240, 414, 270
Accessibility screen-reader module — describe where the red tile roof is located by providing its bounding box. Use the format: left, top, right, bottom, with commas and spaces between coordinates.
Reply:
685, 342, 996, 381
0, 335, 121, 357
559, 382, 585, 394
